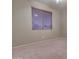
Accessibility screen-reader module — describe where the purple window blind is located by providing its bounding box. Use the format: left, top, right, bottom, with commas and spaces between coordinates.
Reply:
32, 7, 52, 30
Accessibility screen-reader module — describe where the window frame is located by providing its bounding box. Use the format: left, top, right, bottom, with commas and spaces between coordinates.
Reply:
32, 7, 52, 30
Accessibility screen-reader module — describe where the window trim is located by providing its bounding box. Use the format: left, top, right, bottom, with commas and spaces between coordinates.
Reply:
32, 7, 52, 30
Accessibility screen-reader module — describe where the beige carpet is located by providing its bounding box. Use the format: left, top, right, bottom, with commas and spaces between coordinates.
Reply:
13, 37, 67, 59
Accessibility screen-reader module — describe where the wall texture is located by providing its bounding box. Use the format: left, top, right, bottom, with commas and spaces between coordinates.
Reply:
12, 0, 66, 47
60, 9, 67, 37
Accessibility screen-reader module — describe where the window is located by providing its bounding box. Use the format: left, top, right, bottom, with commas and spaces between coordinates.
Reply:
32, 7, 52, 30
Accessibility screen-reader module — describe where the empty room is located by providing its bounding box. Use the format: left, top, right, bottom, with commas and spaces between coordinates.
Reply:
12, 0, 67, 59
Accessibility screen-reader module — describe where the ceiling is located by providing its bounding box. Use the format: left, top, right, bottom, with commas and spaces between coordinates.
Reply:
33, 0, 67, 10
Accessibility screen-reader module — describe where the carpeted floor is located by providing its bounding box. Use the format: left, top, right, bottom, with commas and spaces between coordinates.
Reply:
13, 37, 67, 59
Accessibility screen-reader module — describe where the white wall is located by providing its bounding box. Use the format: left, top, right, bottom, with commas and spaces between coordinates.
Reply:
60, 9, 67, 37
13, 0, 62, 46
